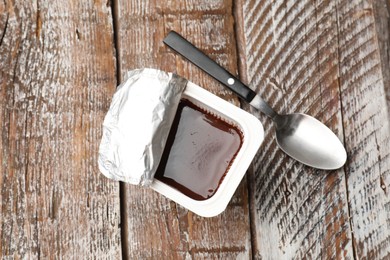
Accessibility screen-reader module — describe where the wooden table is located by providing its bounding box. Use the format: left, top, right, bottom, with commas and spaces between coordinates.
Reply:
1, 0, 390, 259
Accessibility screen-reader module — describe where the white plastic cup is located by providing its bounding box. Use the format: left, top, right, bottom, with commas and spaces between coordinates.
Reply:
151, 81, 264, 217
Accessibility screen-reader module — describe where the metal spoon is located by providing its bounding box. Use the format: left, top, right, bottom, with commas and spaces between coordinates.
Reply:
163, 31, 347, 170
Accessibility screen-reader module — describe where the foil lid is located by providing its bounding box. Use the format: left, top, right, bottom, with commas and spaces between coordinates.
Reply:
98, 68, 188, 186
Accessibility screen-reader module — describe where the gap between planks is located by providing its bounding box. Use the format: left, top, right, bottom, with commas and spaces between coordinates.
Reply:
108, 0, 128, 259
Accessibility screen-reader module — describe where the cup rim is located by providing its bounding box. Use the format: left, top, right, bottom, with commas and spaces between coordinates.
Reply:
150, 81, 264, 217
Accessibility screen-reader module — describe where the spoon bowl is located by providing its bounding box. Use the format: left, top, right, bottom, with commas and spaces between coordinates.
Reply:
164, 31, 347, 170
274, 113, 346, 169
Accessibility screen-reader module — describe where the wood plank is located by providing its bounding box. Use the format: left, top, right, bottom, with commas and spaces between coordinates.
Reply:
337, 0, 390, 258
114, 0, 252, 258
373, 0, 390, 119
234, 0, 354, 258
0, 0, 121, 258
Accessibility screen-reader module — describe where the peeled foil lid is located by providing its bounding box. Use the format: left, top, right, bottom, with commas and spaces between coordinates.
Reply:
98, 68, 188, 186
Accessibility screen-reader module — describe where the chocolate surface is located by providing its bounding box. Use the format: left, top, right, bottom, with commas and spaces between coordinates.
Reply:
155, 99, 243, 200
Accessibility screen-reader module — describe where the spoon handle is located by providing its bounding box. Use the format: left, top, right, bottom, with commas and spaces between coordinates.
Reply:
163, 31, 256, 101
163, 31, 277, 119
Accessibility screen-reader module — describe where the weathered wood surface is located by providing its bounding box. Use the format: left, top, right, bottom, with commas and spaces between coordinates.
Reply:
340, 1, 390, 258
1, 0, 390, 259
115, 0, 253, 258
235, 0, 352, 258
0, 0, 121, 258
235, 0, 390, 259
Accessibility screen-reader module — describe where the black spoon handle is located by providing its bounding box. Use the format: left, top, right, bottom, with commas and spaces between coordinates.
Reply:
163, 31, 257, 103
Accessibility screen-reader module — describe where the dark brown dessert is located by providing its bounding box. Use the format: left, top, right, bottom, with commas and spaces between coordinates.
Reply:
155, 99, 243, 200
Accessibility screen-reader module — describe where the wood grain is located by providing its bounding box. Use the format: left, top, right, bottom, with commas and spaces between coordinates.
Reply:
235, 0, 390, 259
0, 0, 120, 258
338, 0, 390, 258
114, 0, 252, 258
1, 0, 390, 258
373, 0, 390, 120
236, 0, 351, 258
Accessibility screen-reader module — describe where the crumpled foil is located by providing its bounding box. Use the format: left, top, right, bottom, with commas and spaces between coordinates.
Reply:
98, 68, 188, 186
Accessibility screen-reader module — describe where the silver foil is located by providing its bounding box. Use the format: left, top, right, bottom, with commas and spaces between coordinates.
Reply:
98, 68, 188, 186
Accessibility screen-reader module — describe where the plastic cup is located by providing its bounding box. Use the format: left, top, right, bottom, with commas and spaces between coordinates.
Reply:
151, 81, 264, 217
